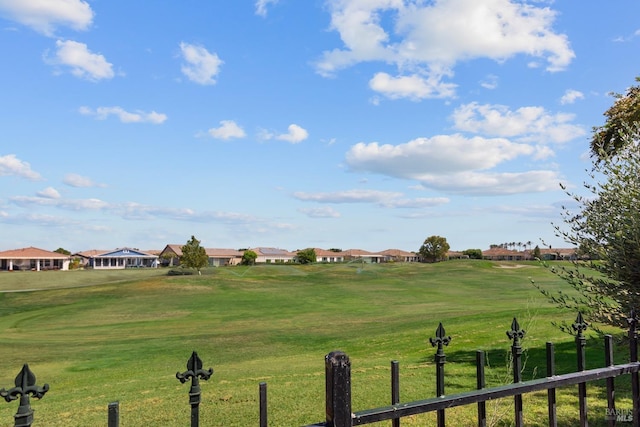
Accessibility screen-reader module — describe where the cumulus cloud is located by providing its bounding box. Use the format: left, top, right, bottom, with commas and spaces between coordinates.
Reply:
79, 106, 167, 124
47, 40, 114, 81
37, 187, 61, 199
63, 173, 105, 188
560, 89, 585, 105
208, 120, 246, 140
0, 0, 93, 36
316, 0, 574, 99
276, 124, 309, 143
298, 207, 341, 218
180, 42, 223, 85
418, 170, 562, 195
452, 102, 586, 143
346, 135, 533, 178
369, 72, 456, 100
255, 0, 278, 17
0, 154, 42, 180
344, 134, 564, 195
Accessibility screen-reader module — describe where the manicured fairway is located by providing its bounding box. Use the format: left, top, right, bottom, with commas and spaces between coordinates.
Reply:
0, 261, 630, 426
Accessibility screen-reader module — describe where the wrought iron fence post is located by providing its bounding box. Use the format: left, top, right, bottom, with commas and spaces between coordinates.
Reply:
573, 312, 588, 427
176, 351, 213, 427
628, 309, 640, 427
546, 342, 557, 427
259, 382, 267, 427
476, 350, 486, 427
507, 318, 525, 427
604, 335, 615, 427
391, 360, 400, 427
0, 364, 49, 427
430, 322, 451, 427
325, 351, 351, 427
108, 401, 119, 427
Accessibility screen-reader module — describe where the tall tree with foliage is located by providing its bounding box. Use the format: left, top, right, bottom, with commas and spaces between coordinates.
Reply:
181, 236, 209, 274
418, 235, 450, 263
590, 77, 640, 160
296, 248, 317, 264
536, 123, 640, 330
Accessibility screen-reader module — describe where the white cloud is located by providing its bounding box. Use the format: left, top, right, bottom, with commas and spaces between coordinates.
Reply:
0, 154, 42, 180
560, 89, 585, 105
293, 189, 449, 209
344, 134, 564, 195
79, 106, 167, 124
317, 0, 574, 99
255, 0, 278, 17
480, 74, 499, 90
452, 102, 585, 143
179, 42, 223, 85
208, 120, 246, 140
294, 189, 403, 204
48, 40, 114, 81
37, 187, 61, 199
346, 135, 533, 178
276, 124, 309, 143
0, 0, 93, 36
63, 173, 105, 188
418, 170, 562, 195
298, 207, 341, 218
369, 72, 456, 100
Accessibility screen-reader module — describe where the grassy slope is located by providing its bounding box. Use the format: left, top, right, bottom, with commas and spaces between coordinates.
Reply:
0, 261, 628, 426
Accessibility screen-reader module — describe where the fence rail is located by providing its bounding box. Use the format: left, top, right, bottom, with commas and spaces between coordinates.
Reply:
2, 311, 639, 426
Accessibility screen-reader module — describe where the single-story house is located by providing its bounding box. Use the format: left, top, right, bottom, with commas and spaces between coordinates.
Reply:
314, 248, 346, 263
250, 247, 296, 264
80, 248, 159, 269
482, 248, 529, 261
206, 248, 244, 266
342, 249, 384, 264
158, 245, 244, 267
158, 244, 183, 266
378, 249, 419, 262
0, 247, 70, 271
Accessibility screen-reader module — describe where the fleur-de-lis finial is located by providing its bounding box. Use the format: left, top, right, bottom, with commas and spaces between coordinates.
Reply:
506, 318, 526, 344
176, 351, 213, 384
429, 322, 451, 350
572, 312, 588, 336
0, 364, 49, 402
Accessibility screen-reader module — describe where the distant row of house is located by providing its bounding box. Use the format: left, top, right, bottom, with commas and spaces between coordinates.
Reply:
0, 245, 576, 272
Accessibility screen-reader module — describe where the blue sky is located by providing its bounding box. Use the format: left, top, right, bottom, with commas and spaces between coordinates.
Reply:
1, 0, 639, 253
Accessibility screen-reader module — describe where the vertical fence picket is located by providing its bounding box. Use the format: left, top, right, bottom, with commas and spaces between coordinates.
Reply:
573, 313, 588, 427
430, 323, 451, 427
108, 401, 119, 427
628, 310, 640, 427
604, 335, 615, 427
176, 351, 213, 427
391, 360, 400, 427
260, 382, 268, 427
476, 350, 486, 427
507, 318, 525, 427
546, 342, 557, 427
325, 351, 352, 427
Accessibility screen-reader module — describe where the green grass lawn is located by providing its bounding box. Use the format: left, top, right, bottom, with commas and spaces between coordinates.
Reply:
0, 261, 632, 426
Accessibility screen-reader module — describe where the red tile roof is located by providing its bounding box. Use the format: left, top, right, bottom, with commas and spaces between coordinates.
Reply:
0, 247, 70, 259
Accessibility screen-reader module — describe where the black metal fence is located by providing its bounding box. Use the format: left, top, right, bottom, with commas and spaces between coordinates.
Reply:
3, 311, 640, 426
